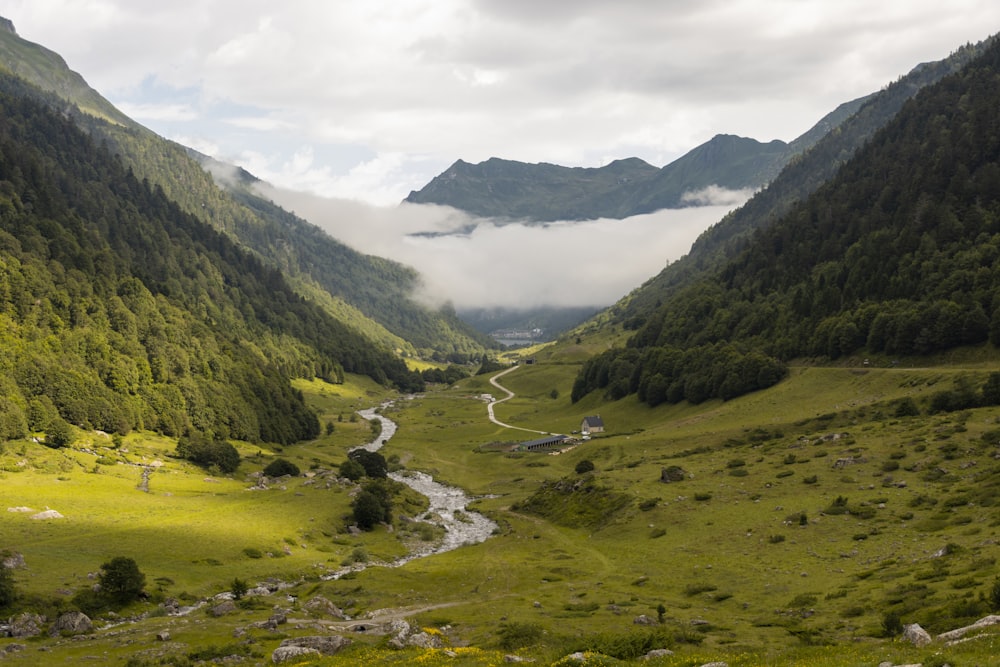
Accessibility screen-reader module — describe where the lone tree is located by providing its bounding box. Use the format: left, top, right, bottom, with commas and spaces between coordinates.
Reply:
348, 449, 388, 478
98, 556, 146, 604
263, 458, 300, 478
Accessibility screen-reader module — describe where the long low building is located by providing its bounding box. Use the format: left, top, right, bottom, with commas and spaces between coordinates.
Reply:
519, 434, 570, 451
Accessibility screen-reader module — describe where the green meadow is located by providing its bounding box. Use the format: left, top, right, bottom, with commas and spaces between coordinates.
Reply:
3, 348, 1000, 665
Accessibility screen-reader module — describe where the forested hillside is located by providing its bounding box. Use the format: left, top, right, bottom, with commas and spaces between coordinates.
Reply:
0, 73, 421, 444
573, 35, 1000, 406
616, 38, 995, 322
0, 20, 492, 360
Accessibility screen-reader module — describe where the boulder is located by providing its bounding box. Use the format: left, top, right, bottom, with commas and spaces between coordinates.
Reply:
303, 595, 346, 619
210, 600, 237, 617
937, 614, 1000, 643
407, 631, 444, 648
633, 614, 658, 625
278, 635, 351, 655
644, 649, 674, 659
8, 612, 44, 638
1, 551, 25, 570
156, 631, 170, 641
902, 622, 932, 647
699, 663, 729, 667
272, 646, 320, 664
49, 611, 93, 636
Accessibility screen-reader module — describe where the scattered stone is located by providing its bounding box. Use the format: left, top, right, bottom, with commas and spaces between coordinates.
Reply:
7, 612, 44, 638
699, 662, 728, 667
303, 595, 345, 619
644, 649, 674, 659
633, 614, 658, 625
902, 622, 932, 647
30, 509, 64, 520
2, 643, 25, 654
277, 635, 351, 655
49, 611, 93, 636
407, 631, 444, 648
533, 601, 542, 608
937, 613, 1000, 642
504, 655, 534, 663
156, 631, 170, 641
6, 507, 34, 513
272, 646, 320, 664
210, 600, 237, 617
1, 551, 25, 569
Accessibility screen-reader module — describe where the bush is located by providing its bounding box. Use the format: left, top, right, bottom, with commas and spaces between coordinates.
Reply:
882, 610, 903, 637
0, 565, 15, 609
497, 621, 543, 650
45, 417, 75, 448
262, 458, 300, 478
575, 459, 595, 474
339, 458, 365, 481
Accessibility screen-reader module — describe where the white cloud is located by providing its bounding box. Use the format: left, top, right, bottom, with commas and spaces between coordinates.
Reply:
115, 101, 198, 122
4, 0, 1000, 205
254, 182, 749, 309
681, 185, 757, 207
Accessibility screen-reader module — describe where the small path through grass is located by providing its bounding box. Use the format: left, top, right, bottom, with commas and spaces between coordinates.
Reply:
487, 366, 548, 435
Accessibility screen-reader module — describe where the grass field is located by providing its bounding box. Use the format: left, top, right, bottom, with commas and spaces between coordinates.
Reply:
3, 351, 1000, 665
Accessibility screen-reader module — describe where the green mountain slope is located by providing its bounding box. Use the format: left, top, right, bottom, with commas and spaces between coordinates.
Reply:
0, 20, 491, 360
618, 38, 995, 322
0, 72, 421, 444
572, 34, 1000, 407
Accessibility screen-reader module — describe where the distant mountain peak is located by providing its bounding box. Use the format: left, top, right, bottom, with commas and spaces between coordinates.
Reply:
0, 18, 16, 36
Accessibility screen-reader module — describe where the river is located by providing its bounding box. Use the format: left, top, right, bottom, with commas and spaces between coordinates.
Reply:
325, 402, 496, 576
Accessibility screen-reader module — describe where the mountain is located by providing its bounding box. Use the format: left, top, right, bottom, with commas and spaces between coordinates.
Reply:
0, 20, 493, 361
403, 95, 872, 222
0, 71, 422, 444
613, 38, 995, 326
404, 156, 660, 221
572, 34, 1000, 407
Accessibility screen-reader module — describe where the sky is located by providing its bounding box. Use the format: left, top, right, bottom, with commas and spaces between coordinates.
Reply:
4, 1, 1000, 310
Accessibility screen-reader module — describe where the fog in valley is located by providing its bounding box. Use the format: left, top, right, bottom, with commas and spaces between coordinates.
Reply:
253, 182, 749, 311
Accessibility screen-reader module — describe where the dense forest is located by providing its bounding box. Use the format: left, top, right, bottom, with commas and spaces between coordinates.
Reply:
0, 73, 421, 444
616, 38, 995, 323
574, 35, 1000, 405
0, 22, 492, 361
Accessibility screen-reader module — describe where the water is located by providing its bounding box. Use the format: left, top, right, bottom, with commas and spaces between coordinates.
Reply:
323, 402, 496, 577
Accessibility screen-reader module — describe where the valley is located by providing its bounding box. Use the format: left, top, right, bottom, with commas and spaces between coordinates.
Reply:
4, 345, 1000, 665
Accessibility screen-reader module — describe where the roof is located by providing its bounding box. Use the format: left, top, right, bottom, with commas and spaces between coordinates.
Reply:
520, 434, 569, 449
582, 416, 604, 427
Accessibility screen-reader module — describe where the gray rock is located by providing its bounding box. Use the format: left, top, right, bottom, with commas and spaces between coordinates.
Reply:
1, 551, 25, 570
504, 655, 535, 663
278, 635, 351, 655
699, 663, 729, 667
633, 614, 658, 625
407, 631, 444, 648
902, 622, 932, 647
210, 600, 237, 617
157, 630, 170, 641
8, 612, 44, 638
644, 648, 674, 659
303, 595, 345, 619
272, 646, 321, 663
49, 611, 92, 636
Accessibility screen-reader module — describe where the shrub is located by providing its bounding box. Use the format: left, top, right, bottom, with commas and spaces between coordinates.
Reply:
263, 458, 300, 478
230, 578, 248, 600
881, 610, 903, 637
497, 621, 543, 650
45, 417, 75, 448
0, 564, 15, 609
339, 458, 365, 481
575, 459, 595, 474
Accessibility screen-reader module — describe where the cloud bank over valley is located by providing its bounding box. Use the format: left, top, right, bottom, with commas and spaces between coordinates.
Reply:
254, 182, 747, 310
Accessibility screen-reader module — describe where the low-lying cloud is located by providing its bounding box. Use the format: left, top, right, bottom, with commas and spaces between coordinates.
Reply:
253, 182, 749, 310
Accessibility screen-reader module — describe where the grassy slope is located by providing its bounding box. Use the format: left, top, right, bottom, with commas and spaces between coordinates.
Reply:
3, 355, 1000, 665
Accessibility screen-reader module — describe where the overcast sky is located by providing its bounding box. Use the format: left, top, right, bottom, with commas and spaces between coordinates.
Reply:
6, 1, 999, 205
4, 2, 999, 311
